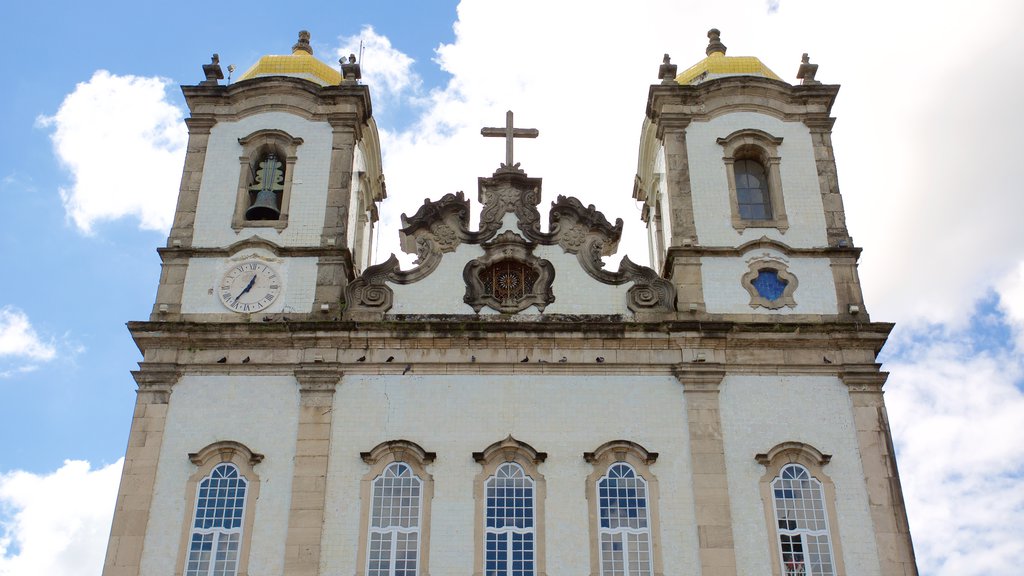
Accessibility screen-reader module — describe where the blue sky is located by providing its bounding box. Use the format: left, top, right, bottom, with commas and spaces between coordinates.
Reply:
1, 1, 1023, 575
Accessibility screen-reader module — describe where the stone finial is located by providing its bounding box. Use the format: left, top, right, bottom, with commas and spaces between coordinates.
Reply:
340, 54, 361, 84
201, 53, 224, 85
293, 30, 313, 55
659, 54, 678, 84
797, 53, 821, 85
706, 28, 727, 56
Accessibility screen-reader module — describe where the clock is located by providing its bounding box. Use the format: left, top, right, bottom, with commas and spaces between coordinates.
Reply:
218, 261, 282, 313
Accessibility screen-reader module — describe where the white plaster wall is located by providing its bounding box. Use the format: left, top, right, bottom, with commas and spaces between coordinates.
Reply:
319, 374, 698, 576
180, 250, 318, 314
140, 375, 300, 576
719, 375, 882, 576
193, 112, 334, 248
385, 238, 634, 316
347, 144, 365, 253
686, 112, 828, 248
387, 243, 486, 315
701, 248, 838, 315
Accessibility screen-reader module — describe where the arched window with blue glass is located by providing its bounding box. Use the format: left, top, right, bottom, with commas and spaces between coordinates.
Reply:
473, 436, 547, 576
184, 462, 249, 576
484, 462, 536, 576
179, 441, 262, 576
585, 441, 663, 576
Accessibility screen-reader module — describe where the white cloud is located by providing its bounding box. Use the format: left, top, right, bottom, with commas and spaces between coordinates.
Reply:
996, 261, 1024, 351
884, 332, 1024, 575
38, 71, 187, 235
0, 459, 123, 576
336, 26, 421, 106
0, 307, 55, 364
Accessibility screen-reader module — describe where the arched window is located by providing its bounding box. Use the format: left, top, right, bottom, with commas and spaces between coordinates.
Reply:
357, 440, 435, 576
367, 462, 424, 576
717, 129, 789, 232
179, 441, 262, 576
585, 441, 662, 576
771, 464, 835, 576
485, 462, 537, 576
473, 436, 547, 576
184, 462, 249, 576
597, 463, 653, 576
734, 157, 772, 220
756, 442, 844, 576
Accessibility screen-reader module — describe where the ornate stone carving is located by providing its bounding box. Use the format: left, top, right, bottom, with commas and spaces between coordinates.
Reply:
463, 232, 555, 314
345, 161, 675, 317
344, 255, 399, 314
620, 257, 677, 313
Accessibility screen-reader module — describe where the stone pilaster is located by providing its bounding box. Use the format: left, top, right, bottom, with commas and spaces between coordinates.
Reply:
168, 116, 216, 249
657, 115, 697, 246
804, 116, 851, 247
283, 363, 343, 576
843, 372, 919, 576
101, 364, 179, 576
314, 115, 360, 314
676, 368, 737, 576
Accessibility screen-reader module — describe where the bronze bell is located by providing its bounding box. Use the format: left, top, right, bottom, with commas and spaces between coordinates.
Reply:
246, 189, 282, 220
245, 154, 284, 220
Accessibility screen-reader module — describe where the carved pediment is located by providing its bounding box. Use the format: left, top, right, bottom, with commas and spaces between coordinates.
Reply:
344, 165, 676, 319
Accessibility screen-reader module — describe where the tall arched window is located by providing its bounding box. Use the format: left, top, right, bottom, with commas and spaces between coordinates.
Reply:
473, 436, 547, 576
771, 464, 835, 576
485, 462, 537, 576
357, 440, 435, 576
717, 129, 789, 232
367, 462, 424, 576
597, 463, 653, 576
178, 441, 262, 576
757, 442, 843, 576
184, 462, 248, 576
585, 441, 662, 576
734, 157, 773, 220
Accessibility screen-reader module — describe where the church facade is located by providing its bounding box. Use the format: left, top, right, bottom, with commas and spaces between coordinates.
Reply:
101, 30, 917, 576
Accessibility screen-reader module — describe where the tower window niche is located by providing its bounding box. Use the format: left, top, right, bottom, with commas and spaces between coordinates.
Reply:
717, 129, 789, 233
233, 130, 303, 230
742, 259, 798, 310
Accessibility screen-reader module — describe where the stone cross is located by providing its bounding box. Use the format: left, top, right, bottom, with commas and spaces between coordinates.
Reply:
481, 110, 539, 170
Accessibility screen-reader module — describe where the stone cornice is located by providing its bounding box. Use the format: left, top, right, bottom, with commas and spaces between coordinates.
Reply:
181, 76, 371, 124
647, 77, 840, 123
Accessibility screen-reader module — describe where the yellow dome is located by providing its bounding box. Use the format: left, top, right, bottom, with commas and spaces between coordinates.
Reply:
238, 31, 341, 86
675, 29, 781, 85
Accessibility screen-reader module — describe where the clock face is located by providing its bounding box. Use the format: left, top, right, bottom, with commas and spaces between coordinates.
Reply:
219, 261, 282, 313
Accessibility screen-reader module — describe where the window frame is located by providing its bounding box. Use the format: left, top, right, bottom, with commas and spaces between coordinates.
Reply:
233, 129, 303, 231
741, 258, 799, 310
177, 441, 263, 576
584, 440, 664, 576
756, 442, 846, 576
357, 440, 436, 576
473, 436, 547, 576
717, 129, 789, 233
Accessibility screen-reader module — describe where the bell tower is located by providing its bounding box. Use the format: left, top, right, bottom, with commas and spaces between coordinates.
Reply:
152, 31, 385, 322
636, 29, 866, 322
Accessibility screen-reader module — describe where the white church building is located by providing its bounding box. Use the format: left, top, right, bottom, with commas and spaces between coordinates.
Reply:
101, 29, 918, 576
